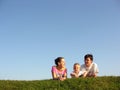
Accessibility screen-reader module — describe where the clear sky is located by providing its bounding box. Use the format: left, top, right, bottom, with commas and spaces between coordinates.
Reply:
0, 0, 120, 80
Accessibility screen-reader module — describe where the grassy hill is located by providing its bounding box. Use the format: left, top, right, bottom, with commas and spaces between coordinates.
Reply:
0, 76, 120, 90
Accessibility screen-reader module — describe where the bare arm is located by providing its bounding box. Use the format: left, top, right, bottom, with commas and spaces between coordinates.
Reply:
52, 71, 58, 80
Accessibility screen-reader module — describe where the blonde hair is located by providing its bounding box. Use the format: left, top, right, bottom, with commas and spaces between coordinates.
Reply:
74, 63, 80, 66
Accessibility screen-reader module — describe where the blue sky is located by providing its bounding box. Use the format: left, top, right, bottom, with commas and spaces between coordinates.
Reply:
0, 0, 120, 80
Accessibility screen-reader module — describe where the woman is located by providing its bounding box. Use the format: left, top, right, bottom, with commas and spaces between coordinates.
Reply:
51, 57, 67, 81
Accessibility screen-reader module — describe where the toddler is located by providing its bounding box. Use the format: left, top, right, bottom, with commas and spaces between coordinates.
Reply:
70, 63, 83, 78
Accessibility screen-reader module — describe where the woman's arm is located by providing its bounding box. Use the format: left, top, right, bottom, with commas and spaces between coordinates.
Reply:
51, 66, 59, 80
60, 72, 67, 81
52, 71, 59, 80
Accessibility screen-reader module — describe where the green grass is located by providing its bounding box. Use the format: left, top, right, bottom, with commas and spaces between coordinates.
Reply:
0, 76, 120, 90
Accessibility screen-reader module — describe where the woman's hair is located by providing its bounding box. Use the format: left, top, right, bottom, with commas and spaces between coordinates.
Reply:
55, 57, 64, 66
84, 54, 93, 61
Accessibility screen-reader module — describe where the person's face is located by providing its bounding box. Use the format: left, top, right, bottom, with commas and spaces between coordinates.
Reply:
84, 57, 92, 67
58, 59, 65, 68
74, 65, 80, 72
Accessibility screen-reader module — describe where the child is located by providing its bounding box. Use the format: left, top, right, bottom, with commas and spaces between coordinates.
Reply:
51, 57, 67, 81
70, 63, 83, 78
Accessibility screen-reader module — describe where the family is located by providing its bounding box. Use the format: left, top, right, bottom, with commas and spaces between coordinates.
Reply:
51, 54, 99, 81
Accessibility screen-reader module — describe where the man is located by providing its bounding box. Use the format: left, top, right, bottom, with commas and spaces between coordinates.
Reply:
80, 54, 99, 77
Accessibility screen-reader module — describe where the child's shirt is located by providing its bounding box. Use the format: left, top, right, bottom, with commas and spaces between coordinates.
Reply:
70, 71, 84, 77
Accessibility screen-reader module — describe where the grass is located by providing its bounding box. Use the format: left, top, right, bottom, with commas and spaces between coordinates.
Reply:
0, 76, 120, 90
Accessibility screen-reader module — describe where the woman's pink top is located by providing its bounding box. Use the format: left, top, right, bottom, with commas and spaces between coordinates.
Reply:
51, 66, 67, 77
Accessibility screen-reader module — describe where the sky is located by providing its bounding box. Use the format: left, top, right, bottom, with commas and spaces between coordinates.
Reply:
0, 0, 120, 80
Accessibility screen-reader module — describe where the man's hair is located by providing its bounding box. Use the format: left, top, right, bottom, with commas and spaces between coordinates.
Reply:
84, 54, 93, 61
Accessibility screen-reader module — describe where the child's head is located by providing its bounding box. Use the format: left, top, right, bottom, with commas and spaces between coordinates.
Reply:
73, 63, 80, 72
55, 57, 65, 68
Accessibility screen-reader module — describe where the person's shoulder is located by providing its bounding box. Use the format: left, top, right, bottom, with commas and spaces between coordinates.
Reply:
92, 62, 98, 66
52, 65, 56, 68
92, 62, 98, 69
70, 70, 74, 74
64, 67, 67, 71
80, 64, 86, 70
81, 64, 85, 67
51, 66, 57, 72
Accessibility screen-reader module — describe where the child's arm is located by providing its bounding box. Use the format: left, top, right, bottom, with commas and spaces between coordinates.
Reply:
70, 73, 76, 78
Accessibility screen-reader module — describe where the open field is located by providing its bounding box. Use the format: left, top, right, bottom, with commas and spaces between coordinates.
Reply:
0, 76, 120, 90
